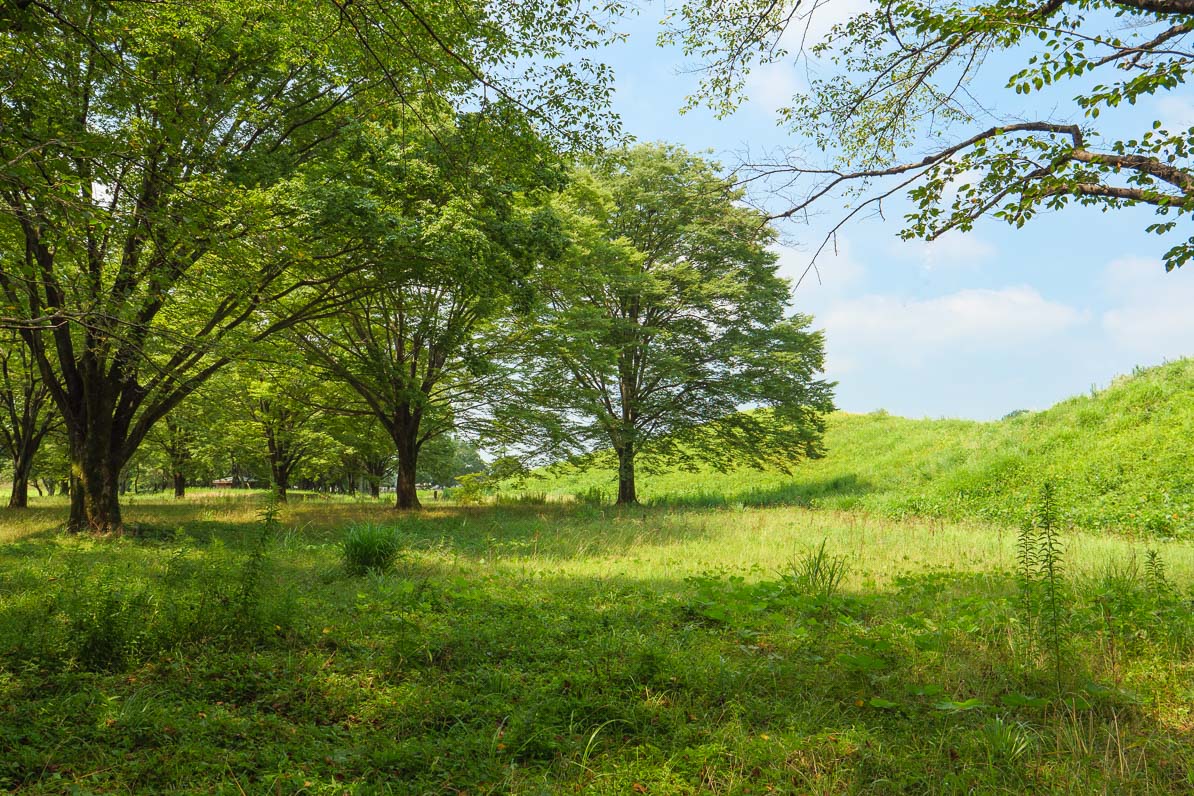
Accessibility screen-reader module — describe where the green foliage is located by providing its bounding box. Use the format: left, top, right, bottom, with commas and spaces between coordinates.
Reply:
494, 491, 549, 506
418, 436, 486, 487
1017, 482, 1069, 695
291, 114, 566, 509
341, 523, 404, 576
664, 0, 1194, 270
67, 575, 156, 672
0, 0, 622, 530
574, 485, 609, 506
504, 143, 834, 504
1145, 548, 1173, 599
237, 490, 280, 622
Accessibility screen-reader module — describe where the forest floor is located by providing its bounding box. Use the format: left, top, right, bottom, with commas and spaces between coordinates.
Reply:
1, 493, 1192, 793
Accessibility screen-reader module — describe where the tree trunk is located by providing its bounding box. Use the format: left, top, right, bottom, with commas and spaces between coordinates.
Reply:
8, 468, 29, 508
68, 436, 124, 532
616, 444, 637, 506
6, 423, 47, 508
394, 427, 421, 510
270, 460, 289, 503
173, 471, 186, 499
370, 481, 380, 499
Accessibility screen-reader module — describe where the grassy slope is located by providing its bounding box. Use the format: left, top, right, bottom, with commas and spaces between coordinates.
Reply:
520, 359, 1194, 536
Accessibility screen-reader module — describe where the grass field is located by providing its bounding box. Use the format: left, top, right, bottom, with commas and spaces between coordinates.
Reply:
515, 359, 1194, 539
1, 492, 1192, 794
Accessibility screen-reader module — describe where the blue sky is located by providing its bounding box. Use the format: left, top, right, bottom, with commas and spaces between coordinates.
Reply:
590, 6, 1194, 420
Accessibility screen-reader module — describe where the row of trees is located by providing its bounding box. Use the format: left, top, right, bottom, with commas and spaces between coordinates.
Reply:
0, 364, 484, 505
0, 2, 833, 531
6, 0, 1187, 532
0, 128, 835, 522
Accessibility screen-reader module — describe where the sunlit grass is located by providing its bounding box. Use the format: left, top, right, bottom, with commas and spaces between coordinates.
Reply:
2, 493, 1191, 793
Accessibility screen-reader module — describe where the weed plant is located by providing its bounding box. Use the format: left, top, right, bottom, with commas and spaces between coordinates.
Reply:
783, 539, 850, 601
1016, 482, 1070, 696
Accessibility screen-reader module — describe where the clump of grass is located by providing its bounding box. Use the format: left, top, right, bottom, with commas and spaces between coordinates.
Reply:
573, 486, 608, 506
68, 574, 155, 671
784, 538, 850, 601
341, 522, 404, 575
495, 491, 548, 506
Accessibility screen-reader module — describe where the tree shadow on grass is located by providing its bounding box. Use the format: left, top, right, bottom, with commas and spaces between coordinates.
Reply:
0, 506, 68, 544
4, 546, 1189, 794
645, 472, 876, 510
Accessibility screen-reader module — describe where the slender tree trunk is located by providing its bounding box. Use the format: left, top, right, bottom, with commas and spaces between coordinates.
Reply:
616, 444, 637, 506
5, 423, 48, 509
173, 471, 186, 499
394, 427, 421, 510
270, 460, 289, 503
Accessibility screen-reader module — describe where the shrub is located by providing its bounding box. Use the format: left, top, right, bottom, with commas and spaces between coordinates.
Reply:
342, 523, 404, 576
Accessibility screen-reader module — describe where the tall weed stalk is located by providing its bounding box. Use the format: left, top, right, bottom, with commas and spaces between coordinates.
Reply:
237, 489, 279, 621
1016, 481, 1069, 696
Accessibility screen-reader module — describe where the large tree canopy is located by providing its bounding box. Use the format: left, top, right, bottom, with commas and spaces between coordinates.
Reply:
664, 0, 1194, 270
293, 113, 566, 510
0, 0, 619, 531
507, 144, 835, 505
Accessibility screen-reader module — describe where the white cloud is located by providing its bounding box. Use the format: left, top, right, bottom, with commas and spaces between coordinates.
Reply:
819, 286, 1085, 369
1156, 96, 1194, 132
744, 61, 805, 116
1100, 256, 1194, 357
775, 239, 865, 295
894, 230, 997, 271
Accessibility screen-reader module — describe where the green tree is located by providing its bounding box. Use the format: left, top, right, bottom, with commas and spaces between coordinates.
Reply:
230, 363, 336, 503
326, 413, 396, 498
145, 396, 216, 499
506, 144, 835, 505
0, 0, 620, 532
0, 332, 60, 507
296, 116, 565, 510
30, 427, 70, 498
418, 435, 486, 488
664, 0, 1194, 270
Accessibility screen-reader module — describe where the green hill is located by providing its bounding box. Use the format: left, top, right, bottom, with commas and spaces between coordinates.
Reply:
516, 359, 1194, 537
